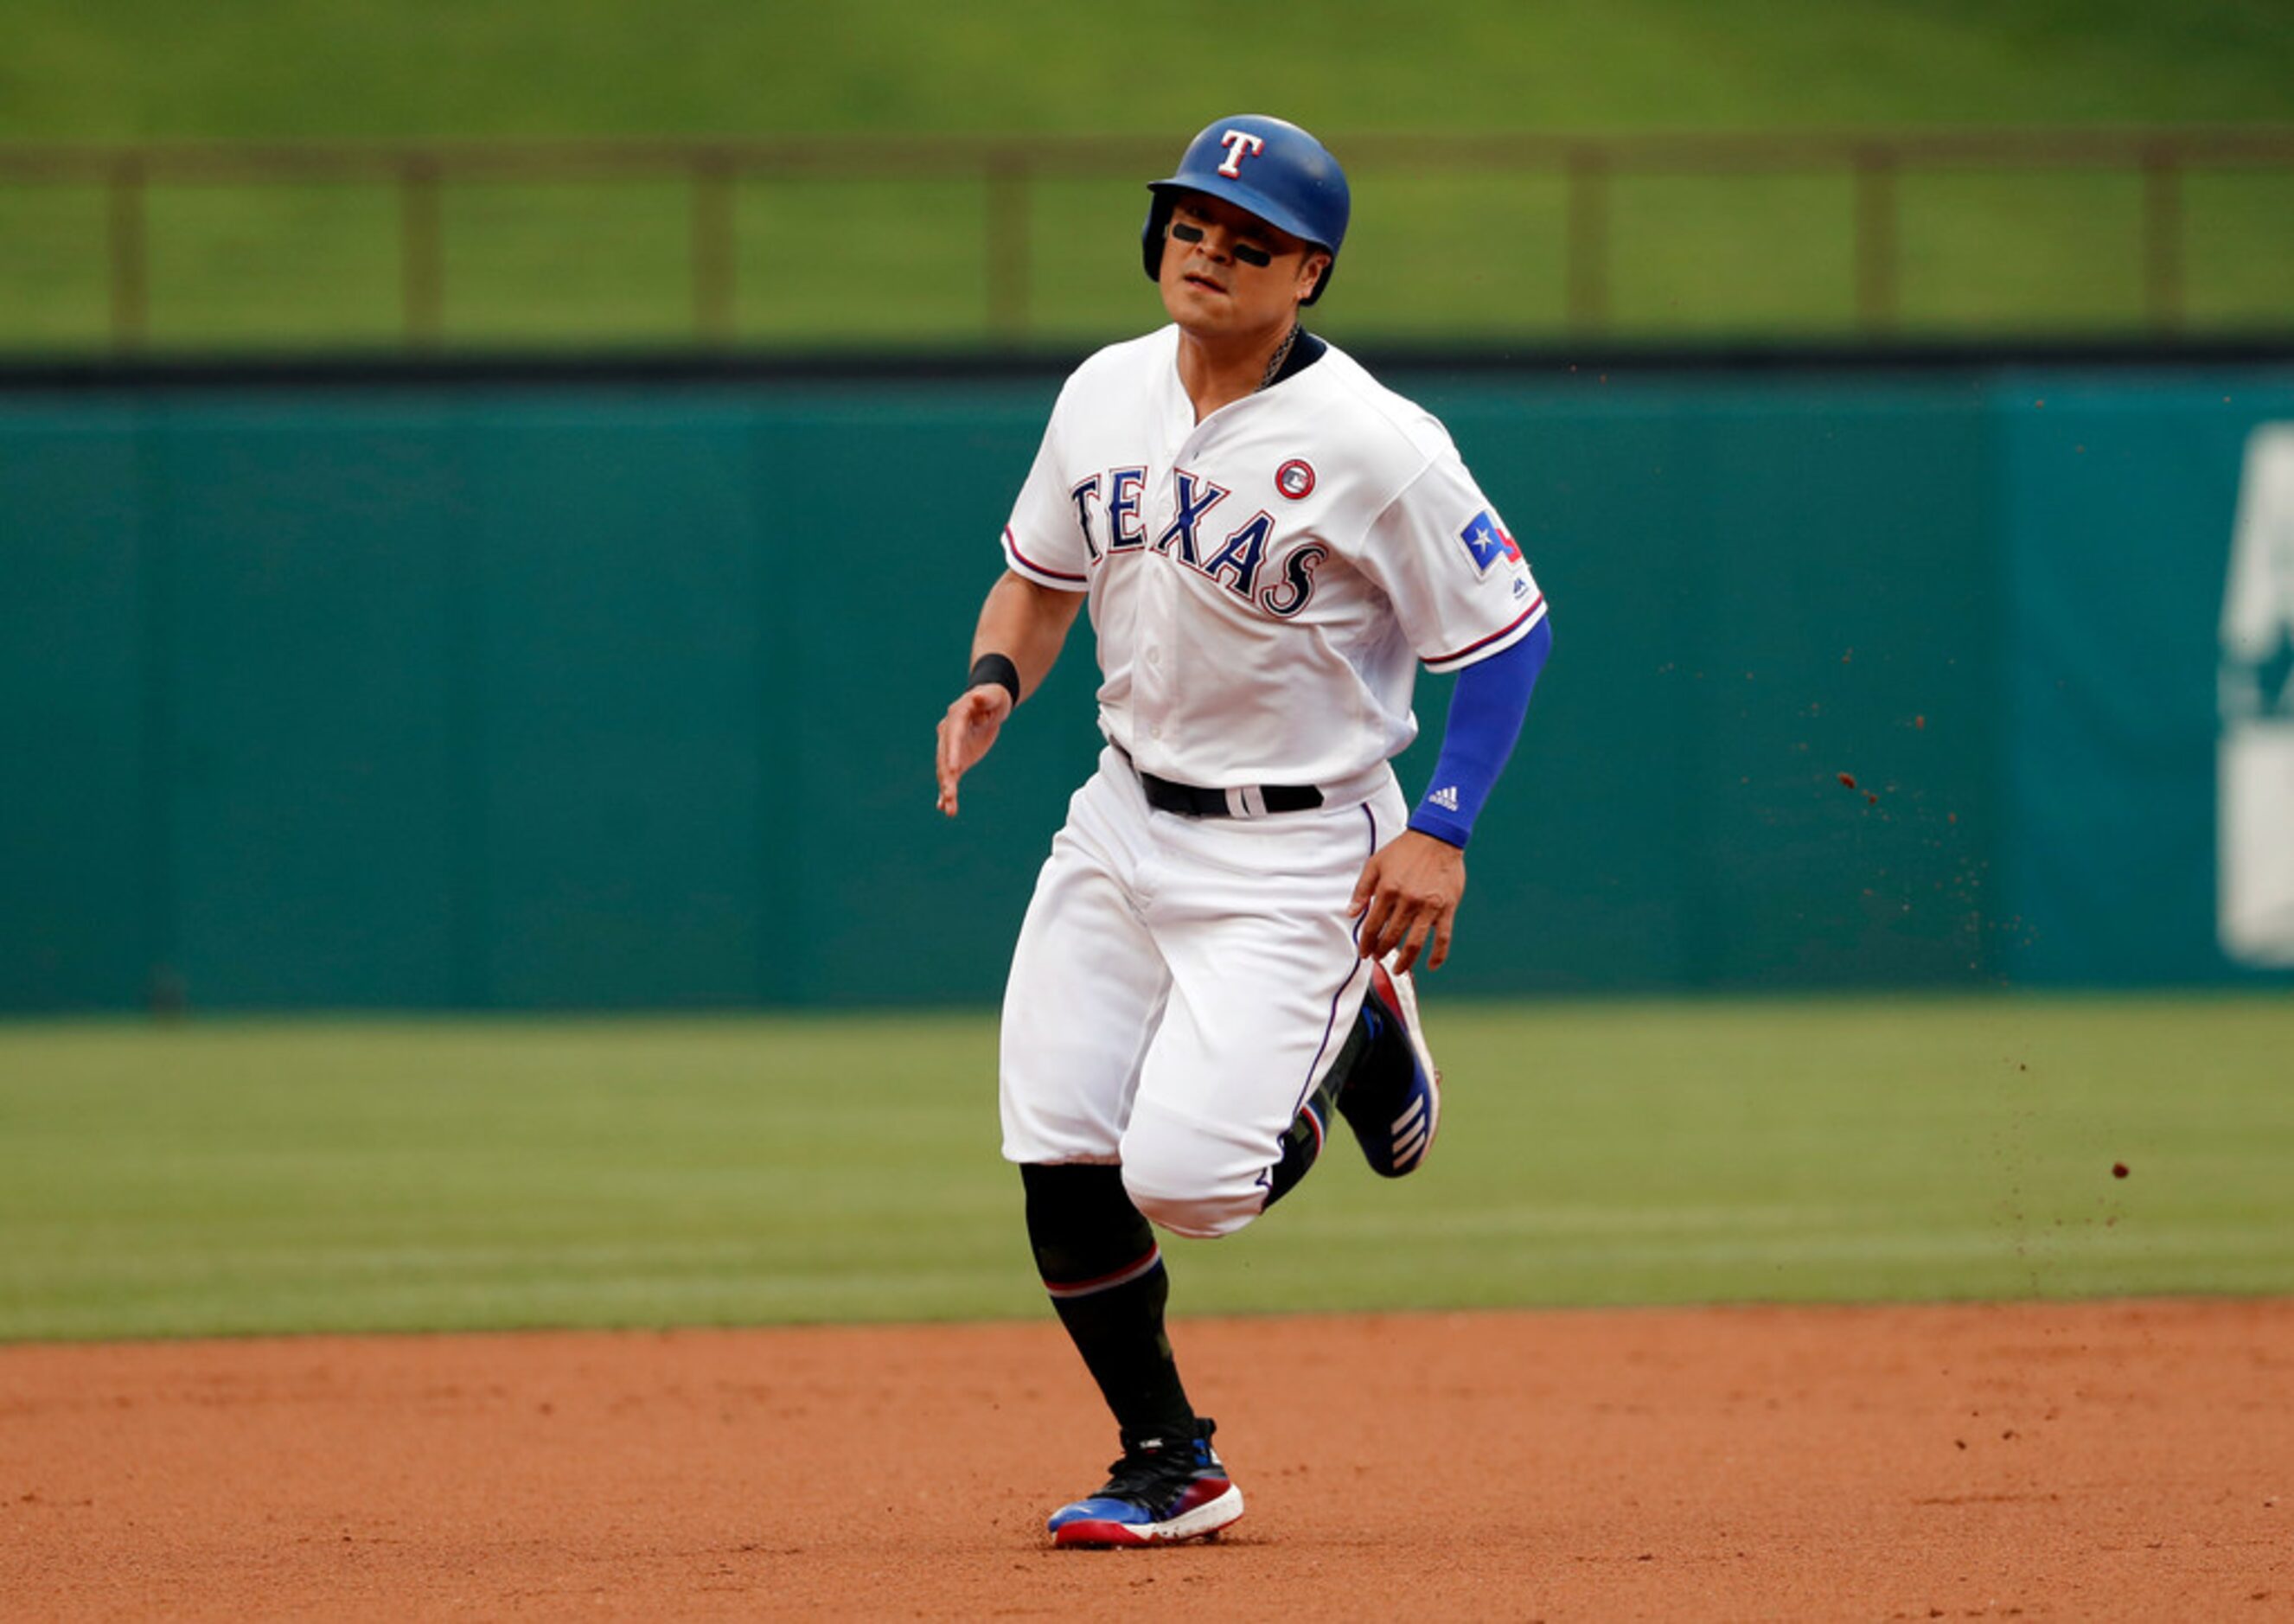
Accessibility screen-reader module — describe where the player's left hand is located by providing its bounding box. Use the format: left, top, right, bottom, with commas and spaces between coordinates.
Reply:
1350, 829, 1466, 974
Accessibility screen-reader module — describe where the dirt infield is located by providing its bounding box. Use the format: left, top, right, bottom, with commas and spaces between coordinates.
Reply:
3, 1300, 2288, 1621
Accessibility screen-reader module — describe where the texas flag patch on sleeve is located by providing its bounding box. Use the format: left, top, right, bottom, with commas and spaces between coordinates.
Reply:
1459, 509, 1524, 573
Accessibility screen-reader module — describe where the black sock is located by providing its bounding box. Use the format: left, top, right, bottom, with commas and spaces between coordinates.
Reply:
1262, 1084, 1332, 1207
1022, 1163, 1195, 1446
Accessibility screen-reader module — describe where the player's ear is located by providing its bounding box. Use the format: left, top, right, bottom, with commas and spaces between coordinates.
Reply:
1296, 252, 1331, 302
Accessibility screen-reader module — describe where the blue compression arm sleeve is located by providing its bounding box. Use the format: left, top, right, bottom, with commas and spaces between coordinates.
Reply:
1406, 616, 1551, 849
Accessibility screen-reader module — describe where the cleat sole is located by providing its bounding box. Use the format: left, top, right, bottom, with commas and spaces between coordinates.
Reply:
1050, 1484, 1243, 1548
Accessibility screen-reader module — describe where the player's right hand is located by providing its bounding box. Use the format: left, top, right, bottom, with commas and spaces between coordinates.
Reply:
936, 684, 1016, 817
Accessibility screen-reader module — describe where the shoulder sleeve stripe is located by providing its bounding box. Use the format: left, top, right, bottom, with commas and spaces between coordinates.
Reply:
1422, 595, 1547, 673
1001, 525, 1089, 588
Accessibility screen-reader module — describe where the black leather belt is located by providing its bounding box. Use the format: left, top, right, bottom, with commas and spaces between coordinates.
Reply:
1118, 746, 1325, 818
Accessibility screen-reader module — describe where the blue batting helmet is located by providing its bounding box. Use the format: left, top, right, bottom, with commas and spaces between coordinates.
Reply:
1142, 115, 1351, 305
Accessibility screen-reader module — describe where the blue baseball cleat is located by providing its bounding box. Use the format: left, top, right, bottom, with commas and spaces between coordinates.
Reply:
1047, 1419, 1243, 1548
1340, 954, 1441, 1177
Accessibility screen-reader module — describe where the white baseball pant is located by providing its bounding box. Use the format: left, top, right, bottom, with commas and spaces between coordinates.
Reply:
999, 745, 1407, 1237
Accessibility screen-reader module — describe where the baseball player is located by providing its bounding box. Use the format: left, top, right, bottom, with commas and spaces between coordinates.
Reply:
935, 114, 1550, 1549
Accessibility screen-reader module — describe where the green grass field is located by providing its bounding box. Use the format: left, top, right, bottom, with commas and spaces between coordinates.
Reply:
3, 997, 2288, 1343
2, 0, 2290, 348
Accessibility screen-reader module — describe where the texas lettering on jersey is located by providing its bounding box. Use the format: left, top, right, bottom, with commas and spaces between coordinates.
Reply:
1000, 325, 1543, 787
1067, 466, 1321, 617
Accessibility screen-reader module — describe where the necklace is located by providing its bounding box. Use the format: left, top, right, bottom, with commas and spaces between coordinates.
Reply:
1257, 323, 1299, 392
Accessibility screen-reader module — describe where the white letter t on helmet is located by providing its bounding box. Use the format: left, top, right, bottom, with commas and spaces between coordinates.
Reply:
1216, 130, 1267, 178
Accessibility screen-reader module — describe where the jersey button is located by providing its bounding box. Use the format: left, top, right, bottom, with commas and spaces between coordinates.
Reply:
1147, 646, 1161, 665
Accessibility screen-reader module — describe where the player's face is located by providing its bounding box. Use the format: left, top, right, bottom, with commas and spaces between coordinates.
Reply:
1158, 194, 1329, 339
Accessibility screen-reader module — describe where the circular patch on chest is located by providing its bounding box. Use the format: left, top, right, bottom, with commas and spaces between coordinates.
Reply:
1275, 458, 1317, 500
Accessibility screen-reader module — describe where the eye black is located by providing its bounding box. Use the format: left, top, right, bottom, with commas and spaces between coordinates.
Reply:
1170, 221, 1205, 243
1233, 243, 1273, 268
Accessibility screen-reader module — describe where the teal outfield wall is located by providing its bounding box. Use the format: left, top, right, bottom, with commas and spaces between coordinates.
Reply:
4, 360, 2291, 1011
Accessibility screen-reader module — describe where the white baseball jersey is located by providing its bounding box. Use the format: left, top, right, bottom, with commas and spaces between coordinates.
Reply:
1000, 326, 1546, 792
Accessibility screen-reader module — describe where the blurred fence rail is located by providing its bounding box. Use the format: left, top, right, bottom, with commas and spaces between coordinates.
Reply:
2, 127, 2291, 349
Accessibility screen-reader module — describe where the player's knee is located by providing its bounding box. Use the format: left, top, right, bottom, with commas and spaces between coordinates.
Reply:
1120, 1154, 1262, 1240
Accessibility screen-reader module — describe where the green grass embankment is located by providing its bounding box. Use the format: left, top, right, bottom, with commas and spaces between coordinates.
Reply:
1, 0, 2290, 348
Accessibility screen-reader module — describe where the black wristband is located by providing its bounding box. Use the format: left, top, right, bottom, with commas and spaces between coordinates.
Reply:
968, 652, 1021, 707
